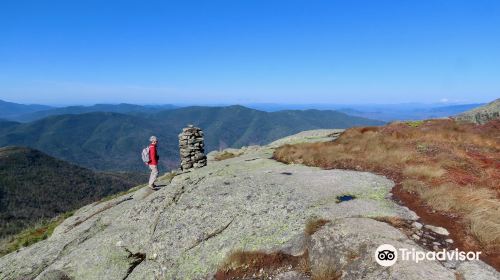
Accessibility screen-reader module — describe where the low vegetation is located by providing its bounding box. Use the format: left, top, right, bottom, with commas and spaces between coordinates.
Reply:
274, 119, 500, 260
215, 249, 305, 279
0, 211, 74, 256
311, 265, 342, 280
304, 218, 330, 236
405, 120, 424, 128
213, 151, 241, 161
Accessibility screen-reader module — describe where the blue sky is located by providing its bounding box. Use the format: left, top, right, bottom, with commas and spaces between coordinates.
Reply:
0, 0, 499, 105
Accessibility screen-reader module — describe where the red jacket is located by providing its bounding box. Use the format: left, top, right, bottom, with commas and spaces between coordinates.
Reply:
149, 143, 159, 165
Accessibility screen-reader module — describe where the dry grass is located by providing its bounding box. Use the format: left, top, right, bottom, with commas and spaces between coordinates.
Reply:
417, 183, 500, 246
274, 119, 500, 253
402, 165, 446, 179
296, 251, 311, 274
400, 179, 427, 194
304, 218, 330, 236
374, 216, 410, 228
311, 264, 342, 280
373, 216, 414, 236
219, 250, 268, 272
216, 249, 305, 279
214, 151, 241, 161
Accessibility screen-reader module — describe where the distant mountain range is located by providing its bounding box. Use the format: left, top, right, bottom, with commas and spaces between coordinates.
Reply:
0, 99, 490, 172
1, 102, 178, 122
0, 105, 384, 171
0, 99, 486, 122
0, 100, 53, 120
0, 146, 145, 240
245, 102, 485, 121
322, 104, 484, 122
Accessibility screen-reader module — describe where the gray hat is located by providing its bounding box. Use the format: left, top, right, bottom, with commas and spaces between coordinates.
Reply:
149, 136, 158, 142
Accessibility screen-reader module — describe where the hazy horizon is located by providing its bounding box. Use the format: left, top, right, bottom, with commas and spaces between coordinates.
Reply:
0, 98, 490, 108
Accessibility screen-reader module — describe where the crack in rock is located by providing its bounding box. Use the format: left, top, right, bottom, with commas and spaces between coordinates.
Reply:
187, 218, 234, 250
172, 185, 186, 204
65, 196, 133, 233
115, 196, 133, 205
60, 218, 108, 257
123, 248, 146, 280
150, 176, 207, 239
150, 185, 187, 238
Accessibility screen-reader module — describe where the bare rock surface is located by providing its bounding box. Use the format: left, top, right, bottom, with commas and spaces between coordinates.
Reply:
456, 260, 500, 280
424, 225, 450, 236
307, 218, 455, 280
267, 128, 345, 147
0, 129, 498, 279
455, 98, 500, 124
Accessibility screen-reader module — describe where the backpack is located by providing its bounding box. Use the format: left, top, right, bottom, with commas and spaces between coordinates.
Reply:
141, 146, 150, 163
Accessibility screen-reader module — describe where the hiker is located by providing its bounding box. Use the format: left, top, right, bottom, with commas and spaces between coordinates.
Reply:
146, 136, 159, 189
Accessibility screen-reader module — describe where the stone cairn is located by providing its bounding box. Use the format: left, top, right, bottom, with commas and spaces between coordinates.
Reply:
178, 125, 207, 170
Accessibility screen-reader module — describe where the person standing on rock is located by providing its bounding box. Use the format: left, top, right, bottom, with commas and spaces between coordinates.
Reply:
147, 136, 159, 189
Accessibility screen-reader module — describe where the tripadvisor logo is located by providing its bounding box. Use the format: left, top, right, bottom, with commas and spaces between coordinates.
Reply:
375, 244, 397, 266
375, 244, 481, 266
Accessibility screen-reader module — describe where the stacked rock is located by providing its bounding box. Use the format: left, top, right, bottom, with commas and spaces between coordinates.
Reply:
178, 125, 207, 170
